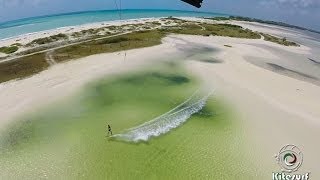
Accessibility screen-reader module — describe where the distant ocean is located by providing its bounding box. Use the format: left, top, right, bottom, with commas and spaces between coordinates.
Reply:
0, 9, 226, 40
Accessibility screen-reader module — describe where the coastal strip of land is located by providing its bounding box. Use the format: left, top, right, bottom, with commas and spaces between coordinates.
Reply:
0, 17, 302, 84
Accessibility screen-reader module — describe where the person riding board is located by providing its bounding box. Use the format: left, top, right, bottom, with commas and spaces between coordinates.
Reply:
107, 124, 112, 136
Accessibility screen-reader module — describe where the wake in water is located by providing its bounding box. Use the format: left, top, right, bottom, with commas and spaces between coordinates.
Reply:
111, 90, 213, 142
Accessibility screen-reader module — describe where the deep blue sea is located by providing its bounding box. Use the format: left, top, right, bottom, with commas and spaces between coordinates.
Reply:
0, 9, 226, 40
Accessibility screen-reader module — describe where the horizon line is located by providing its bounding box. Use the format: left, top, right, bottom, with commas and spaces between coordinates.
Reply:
0, 9, 227, 25
1, 8, 319, 32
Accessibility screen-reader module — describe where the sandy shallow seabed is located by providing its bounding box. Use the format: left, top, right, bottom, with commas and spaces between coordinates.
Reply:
181, 34, 320, 177
0, 20, 320, 178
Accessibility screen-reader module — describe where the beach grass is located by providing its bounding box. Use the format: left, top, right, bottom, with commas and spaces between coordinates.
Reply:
52, 30, 165, 62
208, 16, 320, 34
26, 33, 69, 46
0, 45, 19, 54
0, 53, 48, 83
0, 31, 165, 83
163, 23, 261, 39
261, 33, 299, 46
0, 63, 260, 179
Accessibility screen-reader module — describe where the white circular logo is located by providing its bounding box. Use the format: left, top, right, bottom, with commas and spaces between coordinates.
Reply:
275, 144, 303, 173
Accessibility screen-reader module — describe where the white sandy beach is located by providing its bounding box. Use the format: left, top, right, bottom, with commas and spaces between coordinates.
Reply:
0, 18, 319, 178
0, 17, 166, 57
0, 18, 157, 46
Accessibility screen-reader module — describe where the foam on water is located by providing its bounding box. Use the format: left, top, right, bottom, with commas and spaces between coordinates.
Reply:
112, 91, 213, 142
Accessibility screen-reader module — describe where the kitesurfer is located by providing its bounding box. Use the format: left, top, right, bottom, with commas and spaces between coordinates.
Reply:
107, 124, 113, 136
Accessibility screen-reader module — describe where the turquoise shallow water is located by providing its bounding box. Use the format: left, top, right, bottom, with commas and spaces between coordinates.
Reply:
0, 9, 226, 40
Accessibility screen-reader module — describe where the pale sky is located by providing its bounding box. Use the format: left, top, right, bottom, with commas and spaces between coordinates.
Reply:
0, 0, 319, 30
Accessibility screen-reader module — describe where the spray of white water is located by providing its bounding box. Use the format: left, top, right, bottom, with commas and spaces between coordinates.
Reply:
111, 91, 213, 142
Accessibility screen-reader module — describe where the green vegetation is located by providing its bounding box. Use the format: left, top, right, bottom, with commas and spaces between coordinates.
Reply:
206, 24, 261, 38
52, 30, 165, 62
0, 64, 262, 179
150, 21, 161, 26
70, 27, 111, 38
79, 28, 103, 35
164, 17, 187, 23
0, 53, 48, 83
165, 23, 261, 39
206, 17, 301, 45
71, 31, 83, 38
209, 16, 320, 35
209, 17, 230, 21
53, 21, 261, 64
11, 43, 22, 47
261, 33, 299, 46
0, 30, 165, 83
27, 33, 68, 46
71, 25, 127, 38
0, 45, 19, 54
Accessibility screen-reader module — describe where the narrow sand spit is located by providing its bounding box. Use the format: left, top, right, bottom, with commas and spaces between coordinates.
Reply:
0, 22, 319, 177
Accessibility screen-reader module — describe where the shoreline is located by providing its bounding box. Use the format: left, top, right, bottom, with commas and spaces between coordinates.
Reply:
0, 17, 163, 46
0, 9, 224, 26
0, 16, 213, 57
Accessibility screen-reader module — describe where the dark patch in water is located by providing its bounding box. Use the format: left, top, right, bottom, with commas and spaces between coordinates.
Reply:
266, 63, 318, 80
195, 106, 214, 118
170, 36, 218, 57
0, 120, 35, 150
163, 61, 179, 68
150, 73, 190, 85
123, 72, 190, 85
246, 57, 320, 87
197, 59, 223, 64
183, 46, 216, 59
308, 58, 320, 64
87, 72, 190, 108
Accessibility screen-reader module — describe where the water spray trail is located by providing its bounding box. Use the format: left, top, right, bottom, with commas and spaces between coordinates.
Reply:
127, 89, 200, 130
112, 91, 213, 142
